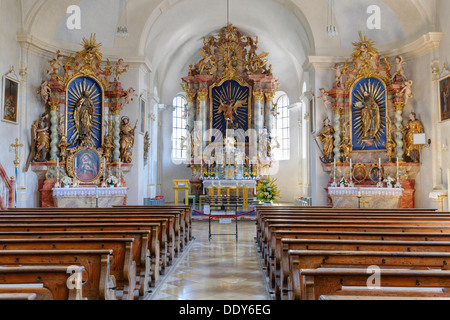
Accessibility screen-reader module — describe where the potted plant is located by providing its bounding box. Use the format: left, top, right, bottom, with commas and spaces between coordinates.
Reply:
384, 176, 395, 188
61, 176, 72, 188
339, 177, 348, 188
106, 175, 118, 187
256, 176, 281, 205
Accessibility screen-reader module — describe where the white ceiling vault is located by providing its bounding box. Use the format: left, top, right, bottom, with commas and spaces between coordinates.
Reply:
18, 0, 437, 102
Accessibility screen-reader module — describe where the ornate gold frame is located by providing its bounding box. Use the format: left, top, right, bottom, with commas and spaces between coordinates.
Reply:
66, 147, 105, 185
209, 76, 252, 143
352, 163, 368, 184
369, 162, 384, 183
349, 75, 388, 154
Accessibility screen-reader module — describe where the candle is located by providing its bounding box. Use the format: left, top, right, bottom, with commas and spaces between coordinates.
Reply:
396, 157, 399, 177
95, 186, 98, 199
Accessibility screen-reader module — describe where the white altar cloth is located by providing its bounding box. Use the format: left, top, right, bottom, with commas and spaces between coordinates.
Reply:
202, 180, 257, 194
328, 187, 404, 209
52, 187, 127, 208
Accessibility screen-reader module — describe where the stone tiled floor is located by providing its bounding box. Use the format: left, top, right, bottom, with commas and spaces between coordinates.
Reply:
150, 220, 271, 300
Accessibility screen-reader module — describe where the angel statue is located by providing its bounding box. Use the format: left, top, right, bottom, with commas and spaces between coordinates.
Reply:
218, 99, 245, 123
391, 55, 407, 84
37, 81, 51, 104
112, 58, 129, 82
123, 88, 137, 106
196, 49, 216, 75
331, 63, 347, 90
73, 91, 95, 145
318, 88, 332, 109
400, 80, 413, 106
48, 51, 65, 76
58, 133, 70, 159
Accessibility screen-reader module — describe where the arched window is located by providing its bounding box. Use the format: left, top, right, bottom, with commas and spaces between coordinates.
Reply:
273, 93, 290, 161
172, 94, 188, 160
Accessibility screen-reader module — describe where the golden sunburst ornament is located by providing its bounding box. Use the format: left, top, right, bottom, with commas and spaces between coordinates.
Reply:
78, 34, 103, 64
351, 31, 378, 61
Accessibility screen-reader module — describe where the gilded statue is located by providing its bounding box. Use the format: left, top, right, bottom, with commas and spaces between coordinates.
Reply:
32, 113, 50, 162
384, 116, 396, 162
73, 91, 95, 145
58, 133, 70, 159
218, 99, 245, 123
103, 131, 114, 161
355, 91, 380, 140
402, 111, 424, 163
119, 116, 137, 163
339, 121, 352, 162
316, 117, 335, 162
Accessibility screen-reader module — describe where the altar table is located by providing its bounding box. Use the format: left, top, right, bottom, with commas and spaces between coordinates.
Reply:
328, 187, 404, 209
52, 187, 127, 208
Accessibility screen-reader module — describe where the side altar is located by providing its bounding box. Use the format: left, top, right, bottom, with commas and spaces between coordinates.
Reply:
27, 35, 137, 208
180, 25, 280, 197
315, 33, 424, 209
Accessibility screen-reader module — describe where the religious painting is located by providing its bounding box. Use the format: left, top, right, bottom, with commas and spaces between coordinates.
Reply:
1, 75, 19, 124
350, 77, 387, 152
352, 163, 367, 184
369, 163, 383, 184
439, 75, 450, 122
67, 148, 104, 185
210, 78, 251, 143
66, 76, 104, 149
140, 97, 146, 134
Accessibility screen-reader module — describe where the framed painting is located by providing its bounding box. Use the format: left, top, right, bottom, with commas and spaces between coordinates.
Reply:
67, 148, 105, 185
369, 163, 384, 184
140, 97, 146, 134
352, 163, 367, 184
1, 74, 19, 124
439, 75, 450, 122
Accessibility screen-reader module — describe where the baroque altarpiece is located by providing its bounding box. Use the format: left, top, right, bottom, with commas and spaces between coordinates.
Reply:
317, 33, 424, 209
180, 25, 280, 196
29, 35, 135, 208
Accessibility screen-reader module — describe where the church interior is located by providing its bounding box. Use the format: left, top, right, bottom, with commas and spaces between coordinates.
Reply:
1, 0, 450, 302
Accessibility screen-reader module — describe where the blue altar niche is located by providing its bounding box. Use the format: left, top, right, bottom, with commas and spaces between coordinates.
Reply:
350, 77, 387, 152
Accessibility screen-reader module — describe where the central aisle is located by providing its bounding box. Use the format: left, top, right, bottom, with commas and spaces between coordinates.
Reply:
151, 220, 271, 300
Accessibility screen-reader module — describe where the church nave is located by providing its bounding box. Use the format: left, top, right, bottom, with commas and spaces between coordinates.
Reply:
150, 221, 270, 300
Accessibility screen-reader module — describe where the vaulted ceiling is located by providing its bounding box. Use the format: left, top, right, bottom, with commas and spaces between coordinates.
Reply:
18, 0, 437, 102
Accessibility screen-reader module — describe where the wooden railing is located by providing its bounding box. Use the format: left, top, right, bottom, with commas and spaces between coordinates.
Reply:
0, 162, 14, 210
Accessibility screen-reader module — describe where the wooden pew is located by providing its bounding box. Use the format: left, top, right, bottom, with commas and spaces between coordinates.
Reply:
279, 238, 450, 298
2, 213, 174, 270
320, 287, 450, 299
0, 250, 116, 300
0, 293, 37, 300
0, 266, 86, 300
0, 285, 53, 300
0, 222, 161, 285
319, 295, 450, 300
289, 250, 450, 300
0, 230, 152, 294
0, 238, 137, 300
300, 268, 450, 300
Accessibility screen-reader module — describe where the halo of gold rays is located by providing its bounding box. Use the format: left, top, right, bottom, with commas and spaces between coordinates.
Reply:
67, 77, 102, 147
351, 78, 387, 150
211, 80, 250, 141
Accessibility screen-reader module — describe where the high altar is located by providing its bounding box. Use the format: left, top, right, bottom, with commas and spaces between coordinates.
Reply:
28, 35, 135, 208
317, 33, 424, 209
180, 25, 279, 197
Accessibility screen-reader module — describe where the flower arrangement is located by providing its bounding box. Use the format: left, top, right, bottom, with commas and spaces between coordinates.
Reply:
203, 171, 209, 179
106, 175, 118, 186
256, 176, 281, 204
384, 176, 395, 187
339, 177, 348, 187
210, 171, 217, 178
243, 172, 249, 178
61, 175, 72, 187
250, 172, 257, 179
